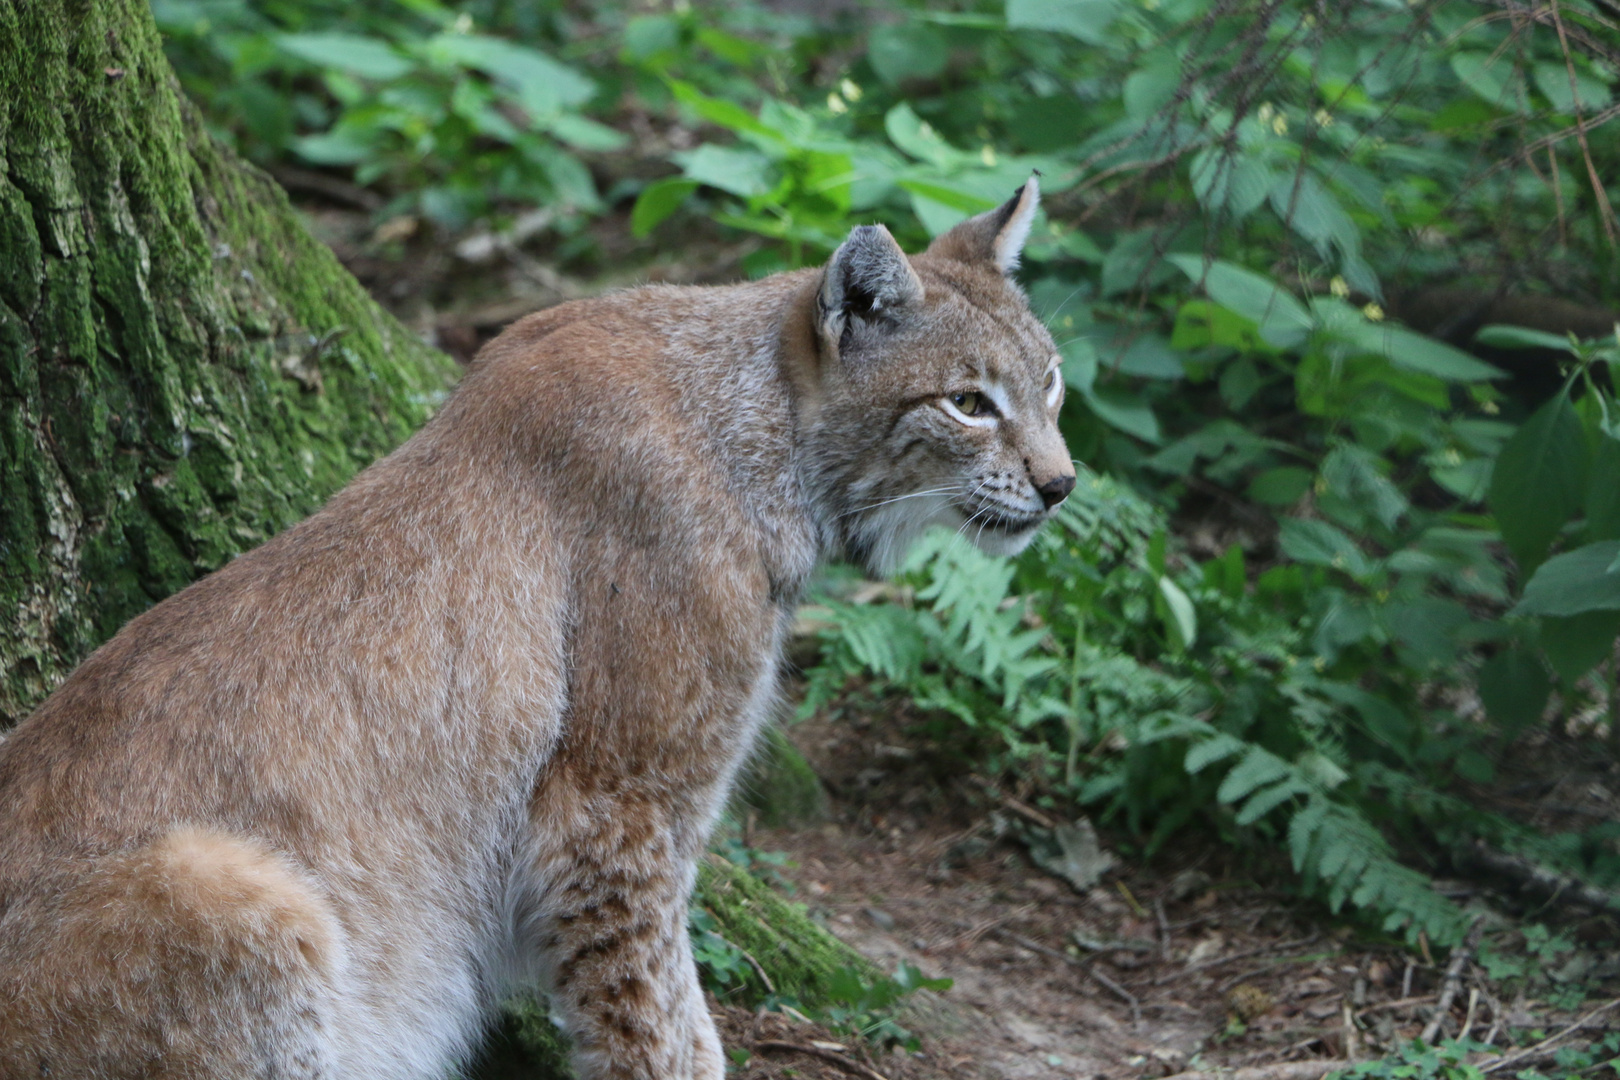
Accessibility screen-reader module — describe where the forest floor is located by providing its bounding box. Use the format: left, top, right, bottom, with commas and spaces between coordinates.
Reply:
698, 706, 1620, 1080
303, 198, 1620, 1080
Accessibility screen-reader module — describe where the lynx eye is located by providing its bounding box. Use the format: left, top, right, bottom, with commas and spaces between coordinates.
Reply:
1044, 360, 1063, 407
951, 391, 987, 416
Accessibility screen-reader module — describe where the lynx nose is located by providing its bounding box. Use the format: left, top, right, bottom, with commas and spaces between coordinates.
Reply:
1036, 474, 1076, 509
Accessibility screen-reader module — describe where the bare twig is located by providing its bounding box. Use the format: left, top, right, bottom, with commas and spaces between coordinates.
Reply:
1482, 998, 1620, 1074
1357, 994, 1437, 1019
1155, 935, 1322, 985
1422, 917, 1485, 1044
754, 1040, 891, 1080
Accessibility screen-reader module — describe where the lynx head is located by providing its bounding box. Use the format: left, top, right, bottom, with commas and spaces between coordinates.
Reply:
805, 178, 1075, 576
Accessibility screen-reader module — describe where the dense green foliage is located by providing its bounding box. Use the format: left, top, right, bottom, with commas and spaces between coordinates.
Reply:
150, 0, 1620, 951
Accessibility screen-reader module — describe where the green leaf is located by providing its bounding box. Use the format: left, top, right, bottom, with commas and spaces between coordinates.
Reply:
1189, 150, 1272, 220
631, 178, 699, 238
668, 80, 787, 149
1475, 324, 1577, 353
1587, 435, 1620, 542
1236, 780, 1309, 826
1489, 393, 1589, 572
1123, 52, 1181, 121
1157, 576, 1197, 650
1540, 610, 1620, 686
1185, 734, 1246, 774
1513, 540, 1620, 617
1269, 170, 1357, 258
884, 103, 964, 169
1477, 649, 1552, 736
867, 22, 948, 87
1167, 256, 1313, 350
278, 33, 413, 80
1218, 748, 1291, 804
1451, 51, 1527, 113
430, 35, 595, 115
1084, 386, 1161, 444
1005, 0, 1121, 43
672, 145, 774, 198
1532, 61, 1611, 114
544, 114, 630, 152
1248, 466, 1312, 506
1279, 519, 1372, 578
1342, 322, 1505, 382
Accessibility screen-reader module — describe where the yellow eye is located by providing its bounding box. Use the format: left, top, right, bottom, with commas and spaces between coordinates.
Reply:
1043, 370, 1056, 391
951, 391, 986, 416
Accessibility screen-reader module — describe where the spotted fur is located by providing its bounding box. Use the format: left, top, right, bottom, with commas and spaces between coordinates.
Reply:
0, 181, 1073, 1079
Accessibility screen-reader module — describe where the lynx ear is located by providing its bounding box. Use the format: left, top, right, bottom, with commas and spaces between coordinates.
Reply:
817, 224, 924, 353
925, 175, 1040, 274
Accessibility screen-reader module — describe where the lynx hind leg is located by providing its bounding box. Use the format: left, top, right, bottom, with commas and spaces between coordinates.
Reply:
0, 826, 342, 1080
541, 847, 724, 1080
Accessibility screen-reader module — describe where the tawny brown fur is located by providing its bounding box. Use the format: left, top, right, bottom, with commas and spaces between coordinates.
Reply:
0, 185, 1072, 1079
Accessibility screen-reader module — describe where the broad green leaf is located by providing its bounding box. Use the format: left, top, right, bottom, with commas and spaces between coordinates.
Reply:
1342, 322, 1505, 381
1248, 467, 1312, 506
430, 35, 595, 115
1124, 52, 1181, 121
668, 80, 787, 149
1588, 436, 1620, 541
631, 178, 698, 238
1005, 0, 1121, 44
1167, 256, 1313, 349
1451, 51, 1527, 113
1533, 61, 1611, 114
1386, 597, 1470, 668
291, 130, 374, 166
1489, 392, 1588, 572
867, 22, 948, 86
1158, 576, 1197, 650
672, 145, 773, 198
1189, 150, 1272, 220
1269, 170, 1357, 258
545, 114, 630, 152
278, 33, 413, 81
1084, 386, 1162, 444
1477, 649, 1552, 735
1475, 324, 1577, 353
1278, 518, 1372, 578
884, 103, 964, 169
1513, 540, 1620, 617
1540, 610, 1620, 686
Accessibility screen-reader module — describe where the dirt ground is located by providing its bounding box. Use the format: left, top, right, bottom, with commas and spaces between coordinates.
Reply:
702, 709, 1620, 1080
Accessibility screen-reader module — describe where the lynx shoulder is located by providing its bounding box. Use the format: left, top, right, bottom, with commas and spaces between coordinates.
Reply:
0, 181, 1073, 1080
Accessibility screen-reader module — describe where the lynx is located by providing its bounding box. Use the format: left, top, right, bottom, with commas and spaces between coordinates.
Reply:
0, 180, 1074, 1079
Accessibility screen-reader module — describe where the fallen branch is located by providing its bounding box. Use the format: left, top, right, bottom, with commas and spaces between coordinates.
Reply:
754, 1040, 891, 1080
1155, 935, 1322, 985
1155, 1061, 1350, 1080
1421, 917, 1484, 1044
1465, 842, 1620, 913
1482, 998, 1620, 1074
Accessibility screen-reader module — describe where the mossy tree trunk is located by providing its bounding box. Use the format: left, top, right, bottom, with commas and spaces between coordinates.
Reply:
0, 0, 458, 725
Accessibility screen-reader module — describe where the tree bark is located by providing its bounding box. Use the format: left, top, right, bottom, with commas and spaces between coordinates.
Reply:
0, 0, 458, 725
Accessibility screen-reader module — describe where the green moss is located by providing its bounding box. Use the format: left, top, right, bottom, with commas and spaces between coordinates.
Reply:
695, 856, 875, 1005
735, 724, 830, 828
468, 997, 574, 1080
0, 0, 457, 725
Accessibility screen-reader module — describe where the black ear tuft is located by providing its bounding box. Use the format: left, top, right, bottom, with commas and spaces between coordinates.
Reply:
817, 224, 924, 355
